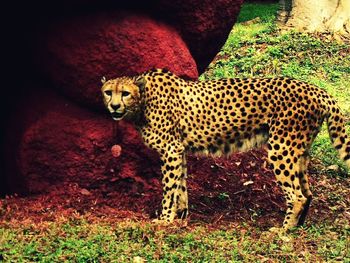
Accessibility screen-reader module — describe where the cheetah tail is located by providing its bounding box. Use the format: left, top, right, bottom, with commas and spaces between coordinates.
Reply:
326, 106, 350, 168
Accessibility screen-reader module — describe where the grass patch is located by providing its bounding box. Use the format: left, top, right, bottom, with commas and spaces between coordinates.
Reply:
310, 124, 350, 176
237, 3, 279, 23
1, 218, 349, 262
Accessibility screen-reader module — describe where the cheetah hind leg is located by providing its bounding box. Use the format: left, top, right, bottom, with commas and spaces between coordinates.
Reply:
268, 146, 311, 232
176, 154, 188, 220
279, 154, 313, 232
296, 155, 313, 226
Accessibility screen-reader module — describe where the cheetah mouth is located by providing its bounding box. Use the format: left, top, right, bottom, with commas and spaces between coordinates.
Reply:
111, 111, 126, 120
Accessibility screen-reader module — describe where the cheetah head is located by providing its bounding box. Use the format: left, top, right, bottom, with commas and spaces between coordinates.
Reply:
101, 76, 146, 121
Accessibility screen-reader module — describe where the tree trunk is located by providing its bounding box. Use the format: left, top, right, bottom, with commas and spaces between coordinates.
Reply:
276, 0, 292, 24
278, 0, 350, 35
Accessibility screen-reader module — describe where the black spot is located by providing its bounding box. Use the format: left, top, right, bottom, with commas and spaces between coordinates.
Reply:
208, 145, 218, 153
283, 182, 292, 188
335, 144, 342, 150
169, 193, 175, 208
270, 156, 277, 162
224, 144, 230, 154
296, 172, 302, 178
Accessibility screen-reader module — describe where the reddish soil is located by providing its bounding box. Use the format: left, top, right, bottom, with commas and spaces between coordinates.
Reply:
1, 147, 348, 230
0, 148, 289, 229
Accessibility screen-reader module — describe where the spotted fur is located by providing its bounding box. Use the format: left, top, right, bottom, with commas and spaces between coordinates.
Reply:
101, 68, 350, 231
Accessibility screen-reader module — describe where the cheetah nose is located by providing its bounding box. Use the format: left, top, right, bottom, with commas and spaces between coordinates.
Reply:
111, 104, 121, 111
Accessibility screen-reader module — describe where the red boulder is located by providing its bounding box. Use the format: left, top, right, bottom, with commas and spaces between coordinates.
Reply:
3, 89, 161, 194
156, 0, 244, 72
41, 12, 198, 108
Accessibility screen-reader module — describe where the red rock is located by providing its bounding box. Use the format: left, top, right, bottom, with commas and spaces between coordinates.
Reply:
41, 12, 198, 108
2, 89, 161, 194
156, 0, 244, 72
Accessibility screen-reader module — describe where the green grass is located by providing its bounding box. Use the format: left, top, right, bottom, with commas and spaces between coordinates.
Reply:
201, 2, 350, 173
237, 3, 279, 24
0, 218, 349, 262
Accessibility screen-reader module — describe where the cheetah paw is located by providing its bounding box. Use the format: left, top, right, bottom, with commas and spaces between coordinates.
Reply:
268, 227, 284, 234
151, 218, 188, 227
151, 218, 172, 226
267, 227, 292, 242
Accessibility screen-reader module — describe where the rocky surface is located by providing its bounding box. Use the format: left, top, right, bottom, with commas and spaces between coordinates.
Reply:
42, 12, 198, 108
3, 89, 161, 194
155, 0, 244, 72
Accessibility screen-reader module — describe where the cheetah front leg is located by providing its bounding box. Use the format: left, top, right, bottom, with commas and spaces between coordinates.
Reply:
156, 144, 186, 224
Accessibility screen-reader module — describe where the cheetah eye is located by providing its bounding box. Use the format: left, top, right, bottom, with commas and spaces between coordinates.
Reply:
122, 91, 131, 97
104, 90, 112, 96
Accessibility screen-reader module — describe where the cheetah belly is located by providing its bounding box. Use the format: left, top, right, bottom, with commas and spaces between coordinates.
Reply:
180, 119, 269, 156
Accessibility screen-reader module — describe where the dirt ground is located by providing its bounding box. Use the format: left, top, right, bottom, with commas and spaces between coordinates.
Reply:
1, 148, 349, 229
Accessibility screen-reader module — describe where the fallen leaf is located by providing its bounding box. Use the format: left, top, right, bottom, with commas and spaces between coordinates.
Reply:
243, 180, 254, 186
80, 189, 91, 196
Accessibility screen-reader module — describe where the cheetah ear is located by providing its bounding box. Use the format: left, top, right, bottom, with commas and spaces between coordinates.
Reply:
101, 76, 107, 84
134, 76, 146, 91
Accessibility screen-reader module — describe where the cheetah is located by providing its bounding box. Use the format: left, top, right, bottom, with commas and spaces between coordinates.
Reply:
101, 68, 350, 232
